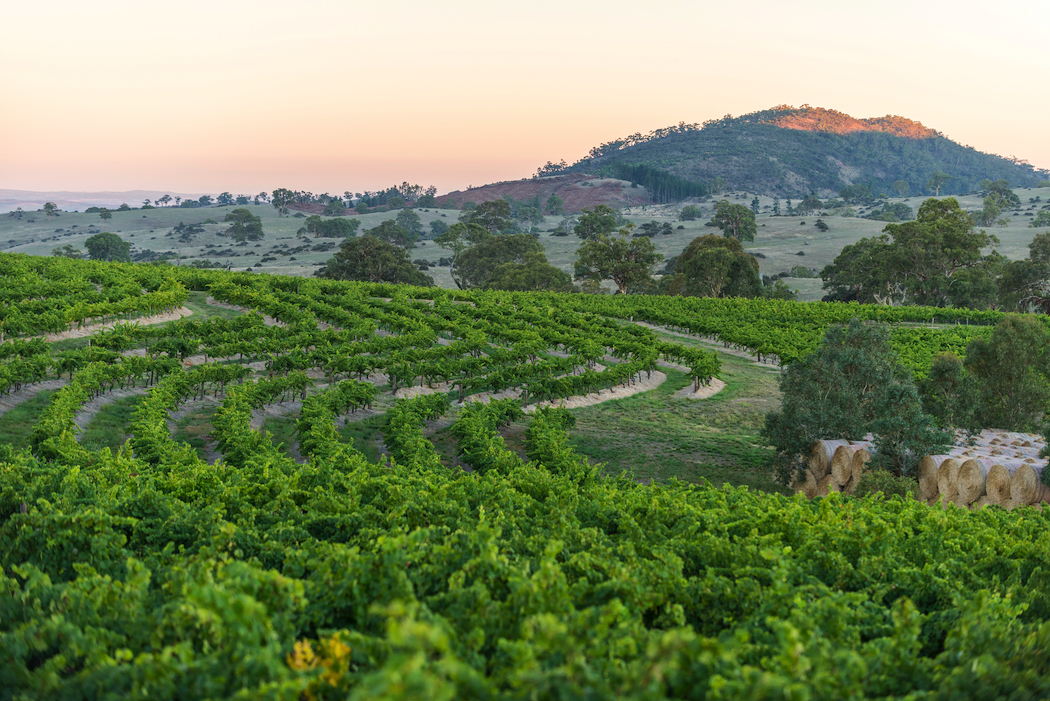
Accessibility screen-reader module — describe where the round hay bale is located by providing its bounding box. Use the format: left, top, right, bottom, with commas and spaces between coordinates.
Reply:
850, 448, 871, 486
985, 464, 1012, 506
918, 455, 947, 500
831, 445, 855, 486
809, 440, 847, 479
816, 474, 834, 497
971, 496, 992, 511
800, 469, 818, 499
843, 474, 858, 496
936, 458, 961, 501
957, 459, 989, 505
1011, 464, 1039, 506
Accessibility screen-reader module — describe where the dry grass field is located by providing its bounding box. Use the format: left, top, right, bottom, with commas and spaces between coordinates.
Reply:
2, 187, 1047, 301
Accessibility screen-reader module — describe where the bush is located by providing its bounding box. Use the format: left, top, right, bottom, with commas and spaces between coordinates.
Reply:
853, 468, 920, 501
764, 319, 948, 483
679, 205, 702, 221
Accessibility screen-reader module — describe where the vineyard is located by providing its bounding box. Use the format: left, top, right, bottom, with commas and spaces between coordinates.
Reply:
2, 252, 1050, 698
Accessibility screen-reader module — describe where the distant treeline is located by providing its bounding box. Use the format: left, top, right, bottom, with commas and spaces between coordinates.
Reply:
599, 163, 710, 204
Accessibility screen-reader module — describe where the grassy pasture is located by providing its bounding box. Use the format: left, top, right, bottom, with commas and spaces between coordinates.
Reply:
2, 189, 1047, 301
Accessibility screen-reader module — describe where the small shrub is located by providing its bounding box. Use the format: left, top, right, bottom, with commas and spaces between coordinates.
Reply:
854, 469, 920, 501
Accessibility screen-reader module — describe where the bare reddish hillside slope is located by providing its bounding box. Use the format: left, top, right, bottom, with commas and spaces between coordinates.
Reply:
767, 106, 938, 139
435, 174, 647, 213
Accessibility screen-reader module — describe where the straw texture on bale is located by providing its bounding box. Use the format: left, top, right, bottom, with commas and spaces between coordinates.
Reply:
1011, 464, 1038, 506
971, 496, 992, 511
956, 459, 989, 505
850, 448, 871, 486
936, 458, 961, 501
831, 445, 855, 486
800, 469, 818, 499
985, 464, 1012, 505
918, 456, 946, 500
809, 440, 849, 479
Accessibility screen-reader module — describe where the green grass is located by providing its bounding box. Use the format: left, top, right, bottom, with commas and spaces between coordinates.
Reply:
339, 415, 387, 464
181, 291, 244, 321
173, 405, 219, 461
80, 394, 146, 454
0, 391, 55, 450
261, 414, 299, 459
259, 408, 390, 465
567, 352, 786, 492
50, 337, 93, 352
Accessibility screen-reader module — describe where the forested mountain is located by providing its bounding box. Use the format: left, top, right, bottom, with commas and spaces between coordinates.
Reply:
547, 105, 1048, 198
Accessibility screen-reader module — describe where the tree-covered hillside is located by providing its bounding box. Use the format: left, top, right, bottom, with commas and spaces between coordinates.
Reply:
555, 106, 1048, 198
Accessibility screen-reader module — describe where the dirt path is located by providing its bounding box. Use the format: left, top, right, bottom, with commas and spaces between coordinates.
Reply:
635, 322, 781, 368
0, 379, 68, 420
454, 369, 669, 412
74, 387, 148, 435
40, 307, 194, 343
674, 377, 726, 400
167, 397, 223, 464
250, 401, 301, 431
205, 296, 284, 327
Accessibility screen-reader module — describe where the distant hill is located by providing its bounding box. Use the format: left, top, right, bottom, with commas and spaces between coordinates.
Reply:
549, 105, 1049, 198
434, 173, 648, 214
0, 189, 206, 214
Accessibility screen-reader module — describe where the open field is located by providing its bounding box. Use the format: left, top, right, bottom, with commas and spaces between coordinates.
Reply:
1, 188, 1047, 301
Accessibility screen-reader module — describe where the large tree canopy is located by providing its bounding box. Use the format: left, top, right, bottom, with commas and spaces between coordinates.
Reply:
711, 200, 757, 242
455, 234, 544, 290
965, 315, 1050, 432
317, 236, 434, 286
821, 197, 999, 307
365, 220, 416, 248
573, 205, 619, 240
84, 232, 131, 262
302, 215, 358, 238
574, 225, 661, 295
460, 200, 511, 232
224, 209, 264, 242
485, 251, 574, 293
436, 224, 569, 291
665, 235, 761, 299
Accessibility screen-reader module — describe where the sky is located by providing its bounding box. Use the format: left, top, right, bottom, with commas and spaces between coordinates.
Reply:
2, 0, 1048, 197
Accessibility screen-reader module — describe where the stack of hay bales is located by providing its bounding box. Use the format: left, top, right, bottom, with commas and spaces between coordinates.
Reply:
797, 430, 1049, 510
804, 439, 873, 497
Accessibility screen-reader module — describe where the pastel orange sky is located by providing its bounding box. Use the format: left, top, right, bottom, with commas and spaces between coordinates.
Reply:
3, 0, 1048, 196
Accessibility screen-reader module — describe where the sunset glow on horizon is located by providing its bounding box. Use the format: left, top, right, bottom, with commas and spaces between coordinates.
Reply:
3, 0, 1048, 196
